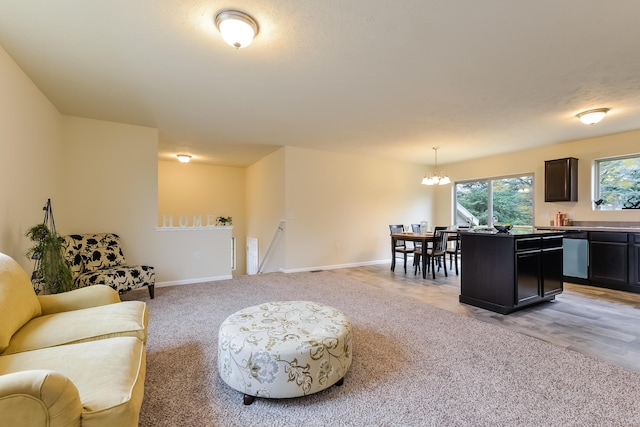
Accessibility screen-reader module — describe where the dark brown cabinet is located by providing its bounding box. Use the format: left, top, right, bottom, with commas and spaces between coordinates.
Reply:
460, 231, 563, 314
545, 157, 578, 202
589, 232, 629, 285
542, 236, 564, 296
631, 234, 640, 286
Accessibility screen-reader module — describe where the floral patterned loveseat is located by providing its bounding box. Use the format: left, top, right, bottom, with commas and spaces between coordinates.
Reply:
62, 233, 155, 299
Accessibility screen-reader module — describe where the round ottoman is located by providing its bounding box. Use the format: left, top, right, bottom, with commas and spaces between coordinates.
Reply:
218, 301, 352, 404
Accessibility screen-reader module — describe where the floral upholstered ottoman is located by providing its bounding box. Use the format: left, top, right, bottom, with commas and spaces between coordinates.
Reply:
218, 301, 352, 404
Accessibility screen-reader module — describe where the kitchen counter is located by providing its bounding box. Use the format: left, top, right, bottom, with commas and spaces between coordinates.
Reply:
537, 225, 640, 233
536, 226, 640, 294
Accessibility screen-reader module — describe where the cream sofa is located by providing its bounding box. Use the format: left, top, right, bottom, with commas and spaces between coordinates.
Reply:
0, 252, 148, 427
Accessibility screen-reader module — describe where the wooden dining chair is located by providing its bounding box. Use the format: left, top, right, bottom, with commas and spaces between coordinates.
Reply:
414, 227, 449, 278
428, 229, 449, 279
446, 226, 470, 275
389, 224, 413, 273
411, 224, 422, 250
446, 231, 462, 276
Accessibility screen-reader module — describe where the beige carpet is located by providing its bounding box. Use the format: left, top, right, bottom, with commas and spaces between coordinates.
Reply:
123, 271, 640, 426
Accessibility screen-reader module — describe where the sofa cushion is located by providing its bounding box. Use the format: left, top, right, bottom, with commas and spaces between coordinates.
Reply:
0, 253, 42, 353
0, 337, 146, 427
82, 234, 127, 273
2, 301, 147, 355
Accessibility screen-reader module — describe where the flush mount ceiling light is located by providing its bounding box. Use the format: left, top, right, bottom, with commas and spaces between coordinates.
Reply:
421, 147, 451, 185
176, 154, 192, 163
215, 9, 259, 49
577, 108, 610, 125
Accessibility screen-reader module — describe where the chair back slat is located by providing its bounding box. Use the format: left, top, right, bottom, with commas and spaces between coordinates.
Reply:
432, 229, 448, 253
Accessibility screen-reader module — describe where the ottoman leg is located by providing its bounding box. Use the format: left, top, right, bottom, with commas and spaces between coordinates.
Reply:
336, 378, 345, 386
243, 394, 255, 405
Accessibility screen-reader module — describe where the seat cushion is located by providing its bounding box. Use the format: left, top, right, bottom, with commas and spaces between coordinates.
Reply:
0, 337, 146, 427
0, 253, 42, 353
2, 301, 147, 355
76, 265, 154, 294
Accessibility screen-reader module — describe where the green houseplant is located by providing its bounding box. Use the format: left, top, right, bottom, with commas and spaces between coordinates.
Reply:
216, 216, 233, 226
25, 199, 74, 294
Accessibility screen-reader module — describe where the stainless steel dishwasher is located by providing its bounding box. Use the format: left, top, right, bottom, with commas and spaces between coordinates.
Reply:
563, 231, 588, 279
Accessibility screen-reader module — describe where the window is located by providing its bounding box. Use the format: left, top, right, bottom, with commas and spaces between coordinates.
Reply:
455, 175, 534, 227
595, 155, 640, 210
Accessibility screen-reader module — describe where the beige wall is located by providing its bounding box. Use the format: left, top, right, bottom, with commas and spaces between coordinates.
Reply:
437, 130, 640, 227
283, 146, 433, 272
59, 116, 159, 241
158, 160, 246, 274
0, 44, 62, 270
245, 148, 286, 273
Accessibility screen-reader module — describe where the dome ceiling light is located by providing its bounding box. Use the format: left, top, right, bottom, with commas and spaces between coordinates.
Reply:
577, 108, 609, 125
176, 154, 192, 163
215, 10, 259, 49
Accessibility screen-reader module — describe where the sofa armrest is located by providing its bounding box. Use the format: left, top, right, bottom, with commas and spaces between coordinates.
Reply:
0, 370, 82, 427
37, 285, 121, 315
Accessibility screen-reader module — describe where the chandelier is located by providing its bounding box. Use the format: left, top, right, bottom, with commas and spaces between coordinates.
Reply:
421, 147, 451, 185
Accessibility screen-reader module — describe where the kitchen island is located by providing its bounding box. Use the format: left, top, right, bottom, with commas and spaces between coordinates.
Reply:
459, 229, 564, 314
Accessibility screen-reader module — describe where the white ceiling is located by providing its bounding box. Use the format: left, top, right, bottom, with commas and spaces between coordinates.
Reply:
1, 1, 639, 168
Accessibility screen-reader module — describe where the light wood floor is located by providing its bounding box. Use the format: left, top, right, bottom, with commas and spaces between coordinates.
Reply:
330, 261, 640, 373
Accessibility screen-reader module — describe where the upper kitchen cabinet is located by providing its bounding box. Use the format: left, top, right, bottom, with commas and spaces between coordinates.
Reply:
545, 157, 578, 202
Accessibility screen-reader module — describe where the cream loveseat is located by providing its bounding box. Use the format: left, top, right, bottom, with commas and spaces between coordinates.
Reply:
0, 252, 148, 427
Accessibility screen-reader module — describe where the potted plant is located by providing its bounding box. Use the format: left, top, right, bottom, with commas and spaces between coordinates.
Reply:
594, 199, 605, 209
216, 216, 233, 226
25, 200, 74, 294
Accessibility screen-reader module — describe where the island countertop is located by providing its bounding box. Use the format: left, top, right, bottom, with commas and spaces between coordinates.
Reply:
462, 228, 563, 237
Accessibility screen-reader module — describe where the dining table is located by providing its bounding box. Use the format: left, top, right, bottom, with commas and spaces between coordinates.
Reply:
390, 231, 457, 279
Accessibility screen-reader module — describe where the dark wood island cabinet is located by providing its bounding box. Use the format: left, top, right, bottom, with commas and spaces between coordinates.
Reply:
459, 230, 564, 314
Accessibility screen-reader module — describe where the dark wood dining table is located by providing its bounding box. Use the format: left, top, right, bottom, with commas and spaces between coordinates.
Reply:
390, 231, 457, 279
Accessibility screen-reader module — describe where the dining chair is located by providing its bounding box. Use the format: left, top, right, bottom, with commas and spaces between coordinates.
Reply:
414, 227, 449, 278
389, 224, 413, 273
450, 226, 471, 273
411, 224, 422, 249
410, 224, 424, 273
446, 230, 462, 276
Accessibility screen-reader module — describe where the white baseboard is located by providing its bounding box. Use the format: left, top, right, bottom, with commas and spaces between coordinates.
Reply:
279, 259, 390, 274
156, 275, 233, 287
156, 260, 391, 283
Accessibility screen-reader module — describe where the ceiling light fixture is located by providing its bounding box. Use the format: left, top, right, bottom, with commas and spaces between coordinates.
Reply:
577, 108, 609, 125
421, 147, 451, 185
215, 10, 259, 49
177, 154, 192, 163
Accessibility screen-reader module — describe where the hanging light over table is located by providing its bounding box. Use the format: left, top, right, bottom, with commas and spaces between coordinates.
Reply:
422, 147, 451, 185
